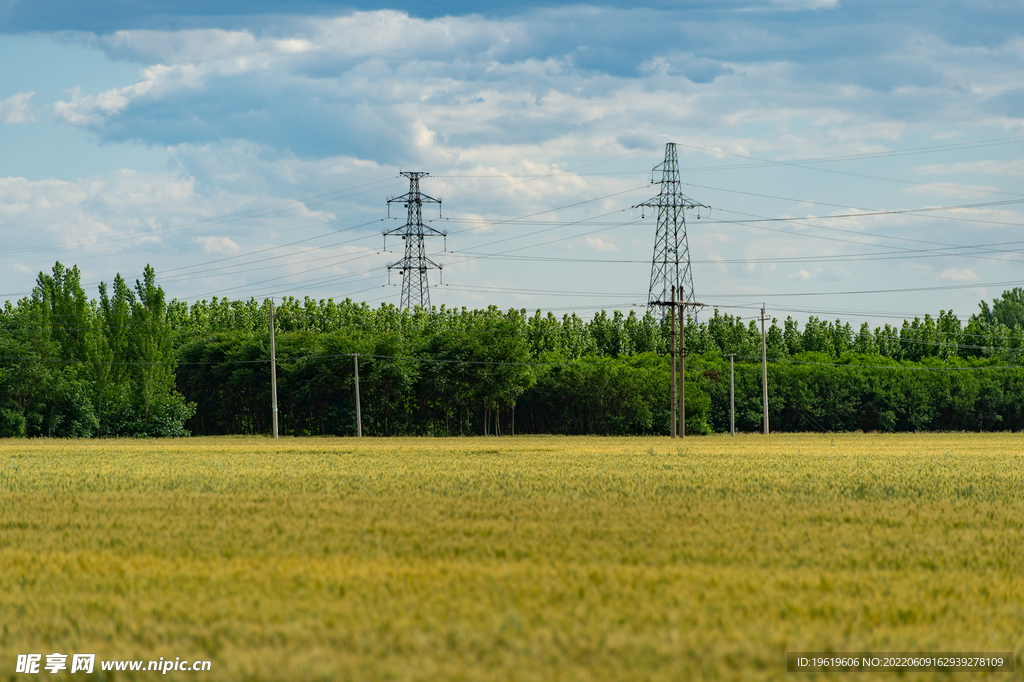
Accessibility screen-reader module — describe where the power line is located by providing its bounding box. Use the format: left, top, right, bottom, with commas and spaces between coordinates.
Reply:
7, 137, 1024, 318
703, 206, 1024, 266
437, 145, 664, 201
439, 282, 643, 298
681, 181, 1024, 235
157, 184, 652, 303
0, 210, 378, 270
703, 277, 1024, 299
671, 140, 1024, 198
157, 223, 383, 283
174, 184, 651, 300
434, 133, 1024, 181
1, 177, 402, 257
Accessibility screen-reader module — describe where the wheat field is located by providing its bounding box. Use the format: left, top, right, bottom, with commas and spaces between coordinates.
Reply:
1, 434, 1021, 680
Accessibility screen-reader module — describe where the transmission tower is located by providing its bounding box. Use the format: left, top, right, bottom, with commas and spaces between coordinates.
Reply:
635, 143, 708, 318
384, 171, 444, 310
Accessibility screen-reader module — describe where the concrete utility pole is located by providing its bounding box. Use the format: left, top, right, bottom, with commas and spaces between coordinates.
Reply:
354, 354, 362, 438
729, 353, 735, 437
652, 287, 702, 438
670, 285, 677, 438
269, 299, 279, 439
760, 304, 769, 435
679, 291, 687, 439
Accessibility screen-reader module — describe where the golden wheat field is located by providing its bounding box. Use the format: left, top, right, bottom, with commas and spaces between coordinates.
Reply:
0, 434, 1021, 681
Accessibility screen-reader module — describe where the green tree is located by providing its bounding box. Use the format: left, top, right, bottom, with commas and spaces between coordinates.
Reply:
853, 322, 877, 355
99, 266, 194, 436
977, 288, 1024, 329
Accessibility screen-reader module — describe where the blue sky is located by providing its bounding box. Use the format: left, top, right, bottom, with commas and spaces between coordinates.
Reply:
1, 0, 1023, 327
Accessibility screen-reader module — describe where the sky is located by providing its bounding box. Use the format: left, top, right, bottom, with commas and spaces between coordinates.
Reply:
1, 0, 1023, 329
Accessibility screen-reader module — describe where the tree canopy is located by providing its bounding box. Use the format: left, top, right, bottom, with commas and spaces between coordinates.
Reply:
3, 263, 1024, 437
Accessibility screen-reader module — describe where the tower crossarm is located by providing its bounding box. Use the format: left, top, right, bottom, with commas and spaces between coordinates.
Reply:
384, 171, 445, 237
387, 255, 443, 272
633, 195, 707, 211
387, 191, 441, 206
383, 222, 446, 238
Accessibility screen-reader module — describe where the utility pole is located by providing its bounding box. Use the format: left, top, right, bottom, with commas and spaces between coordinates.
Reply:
384, 172, 444, 310
269, 299, 279, 439
760, 304, 769, 435
354, 354, 362, 438
634, 142, 709, 320
729, 353, 735, 437
679, 291, 687, 438
670, 286, 677, 438
651, 288, 702, 438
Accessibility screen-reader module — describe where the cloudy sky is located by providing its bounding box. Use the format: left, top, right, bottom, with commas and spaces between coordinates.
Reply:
1, 0, 1023, 327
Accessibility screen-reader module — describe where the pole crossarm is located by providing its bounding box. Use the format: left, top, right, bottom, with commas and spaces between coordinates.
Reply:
650, 299, 704, 357
650, 300, 704, 308
383, 171, 446, 310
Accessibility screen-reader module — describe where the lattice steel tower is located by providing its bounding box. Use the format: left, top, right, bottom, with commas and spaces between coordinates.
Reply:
635, 143, 708, 317
384, 171, 444, 310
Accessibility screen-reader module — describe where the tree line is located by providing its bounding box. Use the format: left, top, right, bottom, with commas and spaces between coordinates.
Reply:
3, 263, 1024, 437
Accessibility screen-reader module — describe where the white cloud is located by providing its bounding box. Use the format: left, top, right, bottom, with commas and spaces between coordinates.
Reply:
194, 236, 241, 254
901, 182, 1000, 198
940, 267, 979, 281
0, 92, 36, 124
912, 160, 1024, 176
30, 6, 1022, 190
785, 265, 851, 281
98, 13, 518, 67
53, 62, 206, 126
0, 163, 375, 299
768, 0, 839, 9
586, 237, 618, 251
3, 6, 1024, 320
0, 171, 196, 255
